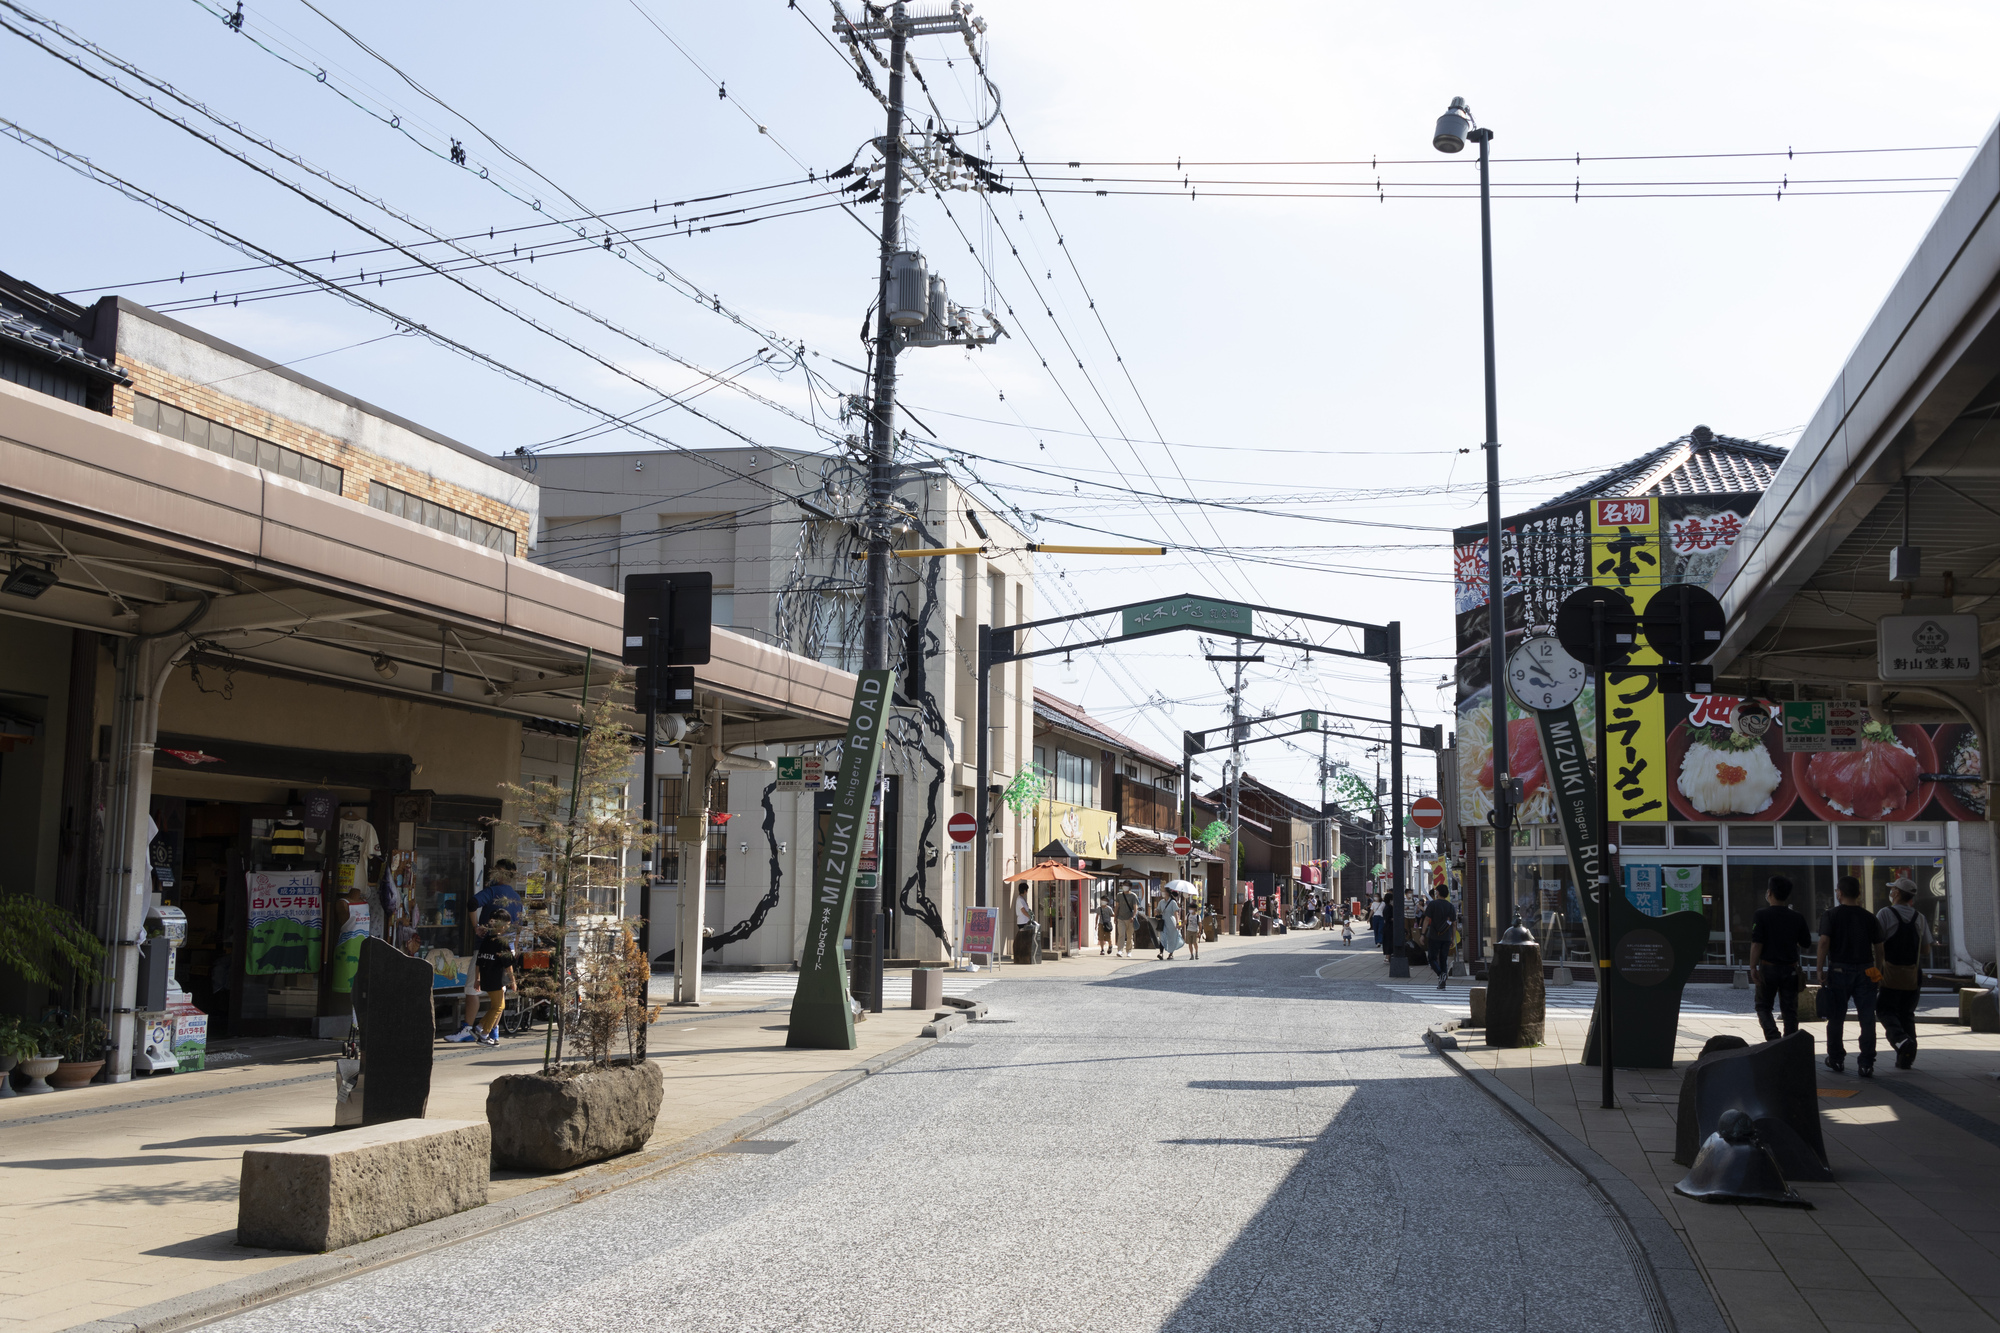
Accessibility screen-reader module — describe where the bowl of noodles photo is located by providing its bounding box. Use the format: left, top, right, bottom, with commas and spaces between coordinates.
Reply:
1666, 718, 1794, 821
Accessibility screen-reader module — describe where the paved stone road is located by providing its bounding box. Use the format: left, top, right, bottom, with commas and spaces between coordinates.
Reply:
213, 935, 1655, 1332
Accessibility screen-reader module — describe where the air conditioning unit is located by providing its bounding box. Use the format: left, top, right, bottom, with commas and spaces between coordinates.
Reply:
1888, 823, 1943, 851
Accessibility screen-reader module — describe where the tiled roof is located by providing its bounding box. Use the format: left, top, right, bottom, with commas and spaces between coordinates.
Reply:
1116, 830, 1222, 863
1032, 689, 1182, 773
1542, 426, 1786, 507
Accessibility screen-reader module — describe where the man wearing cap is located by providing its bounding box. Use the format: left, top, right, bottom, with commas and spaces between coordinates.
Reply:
1877, 876, 1934, 1070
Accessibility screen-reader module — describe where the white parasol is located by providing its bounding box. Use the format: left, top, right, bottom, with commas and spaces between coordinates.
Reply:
1161, 879, 1201, 897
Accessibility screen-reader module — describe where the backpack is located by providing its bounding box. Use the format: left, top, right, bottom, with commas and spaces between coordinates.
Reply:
1882, 905, 1922, 966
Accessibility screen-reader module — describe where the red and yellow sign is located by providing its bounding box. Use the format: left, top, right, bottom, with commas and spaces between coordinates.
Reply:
1591, 498, 1668, 821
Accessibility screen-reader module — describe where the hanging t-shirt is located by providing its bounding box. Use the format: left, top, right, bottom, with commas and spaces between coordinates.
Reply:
336, 819, 381, 892
270, 819, 307, 860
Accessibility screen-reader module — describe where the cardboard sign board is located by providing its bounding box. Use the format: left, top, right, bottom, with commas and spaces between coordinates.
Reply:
963, 906, 998, 956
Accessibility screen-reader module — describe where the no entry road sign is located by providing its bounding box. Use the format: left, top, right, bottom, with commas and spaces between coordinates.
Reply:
1410, 796, 1445, 830
1171, 834, 1193, 856
947, 812, 978, 844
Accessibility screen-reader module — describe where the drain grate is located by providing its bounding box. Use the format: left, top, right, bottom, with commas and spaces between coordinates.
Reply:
716, 1139, 796, 1155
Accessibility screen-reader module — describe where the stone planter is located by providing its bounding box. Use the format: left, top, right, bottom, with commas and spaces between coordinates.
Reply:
0, 1054, 16, 1098
487, 1060, 663, 1171
16, 1056, 60, 1095
51, 1059, 104, 1090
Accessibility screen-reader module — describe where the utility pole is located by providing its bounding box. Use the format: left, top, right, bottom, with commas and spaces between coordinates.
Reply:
1229, 659, 1243, 932
853, 3, 909, 1020
833, 2, 1001, 975
1205, 649, 1262, 931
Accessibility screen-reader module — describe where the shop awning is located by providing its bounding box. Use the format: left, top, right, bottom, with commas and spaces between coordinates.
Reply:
1709, 123, 2000, 711
0, 381, 856, 736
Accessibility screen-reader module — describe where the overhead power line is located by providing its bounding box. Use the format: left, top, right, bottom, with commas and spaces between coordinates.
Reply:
0, 115, 842, 518
184, 0, 813, 352
56, 175, 835, 294
1017, 145, 1977, 167
1, 3, 839, 447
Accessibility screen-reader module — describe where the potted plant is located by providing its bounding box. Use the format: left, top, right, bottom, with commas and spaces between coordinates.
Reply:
0, 1017, 41, 1098
12, 1023, 59, 1096
49, 1011, 109, 1089
1, 892, 104, 1094
486, 677, 663, 1171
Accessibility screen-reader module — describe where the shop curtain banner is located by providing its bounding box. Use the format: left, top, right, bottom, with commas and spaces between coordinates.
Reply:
331, 902, 370, 993
246, 870, 324, 975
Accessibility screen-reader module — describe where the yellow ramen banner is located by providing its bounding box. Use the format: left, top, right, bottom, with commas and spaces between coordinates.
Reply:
1589, 498, 1668, 822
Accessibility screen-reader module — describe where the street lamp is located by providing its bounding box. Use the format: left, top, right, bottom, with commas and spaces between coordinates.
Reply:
1433, 95, 1512, 953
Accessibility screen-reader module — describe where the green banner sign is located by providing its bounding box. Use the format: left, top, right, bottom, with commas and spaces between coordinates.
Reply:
1121, 597, 1254, 639
787, 668, 893, 1050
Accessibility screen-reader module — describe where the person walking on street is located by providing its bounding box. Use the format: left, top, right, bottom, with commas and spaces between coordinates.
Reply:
1817, 875, 1886, 1076
1095, 894, 1115, 956
1113, 884, 1139, 958
1157, 893, 1186, 960
1747, 876, 1814, 1041
1877, 876, 1934, 1069
1370, 897, 1385, 950
1420, 886, 1456, 990
448, 910, 516, 1047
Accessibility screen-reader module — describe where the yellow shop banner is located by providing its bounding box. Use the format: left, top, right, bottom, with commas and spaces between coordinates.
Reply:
1590, 498, 1668, 821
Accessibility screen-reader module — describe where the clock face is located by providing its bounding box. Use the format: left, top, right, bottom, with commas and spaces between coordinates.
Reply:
1507, 638, 1587, 712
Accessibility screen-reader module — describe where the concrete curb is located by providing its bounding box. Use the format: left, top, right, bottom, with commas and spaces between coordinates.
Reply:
64, 1033, 948, 1333
921, 1000, 987, 1037
1424, 1027, 1733, 1333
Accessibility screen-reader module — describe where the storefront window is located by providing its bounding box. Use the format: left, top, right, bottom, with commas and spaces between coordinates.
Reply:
1673, 825, 1720, 847
1722, 857, 1831, 965
1782, 824, 1829, 847
1727, 824, 1775, 847
1838, 824, 1888, 848
1620, 823, 1667, 847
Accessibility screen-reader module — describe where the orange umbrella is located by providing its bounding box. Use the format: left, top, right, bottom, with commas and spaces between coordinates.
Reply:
1003, 859, 1099, 882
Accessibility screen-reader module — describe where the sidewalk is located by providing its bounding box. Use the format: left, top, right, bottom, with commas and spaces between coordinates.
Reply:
1433, 978, 2000, 1333
0, 990, 938, 1333
0, 929, 1275, 1333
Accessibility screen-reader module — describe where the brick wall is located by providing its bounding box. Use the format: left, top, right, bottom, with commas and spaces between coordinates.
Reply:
114, 358, 530, 556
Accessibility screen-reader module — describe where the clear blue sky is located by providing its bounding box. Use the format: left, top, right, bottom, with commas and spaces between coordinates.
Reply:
7, 0, 1996, 805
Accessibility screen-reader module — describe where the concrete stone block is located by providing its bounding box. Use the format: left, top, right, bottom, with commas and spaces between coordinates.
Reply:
1466, 986, 1486, 1028
237, 1119, 489, 1253
910, 967, 943, 1010
487, 1061, 664, 1171
1963, 987, 2000, 1033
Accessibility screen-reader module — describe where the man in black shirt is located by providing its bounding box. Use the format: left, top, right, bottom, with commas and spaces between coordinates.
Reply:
1747, 875, 1813, 1041
1422, 887, 1457, 991
1816, 875, 1885, 1076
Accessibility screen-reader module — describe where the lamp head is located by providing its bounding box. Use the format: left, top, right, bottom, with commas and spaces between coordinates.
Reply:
1432, 96, 1471, 154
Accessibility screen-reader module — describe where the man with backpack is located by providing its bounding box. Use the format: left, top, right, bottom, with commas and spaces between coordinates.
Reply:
1877, 876, 1934, 1069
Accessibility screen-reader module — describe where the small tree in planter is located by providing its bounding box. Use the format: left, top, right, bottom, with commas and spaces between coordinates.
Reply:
0, 891, 105, 993
487, 672, 664, 1170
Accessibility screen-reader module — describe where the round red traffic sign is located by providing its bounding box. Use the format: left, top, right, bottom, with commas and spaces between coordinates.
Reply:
1171, 835, 1193, 856
1410, 796, 1446, 830
947, 812, 978, 844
